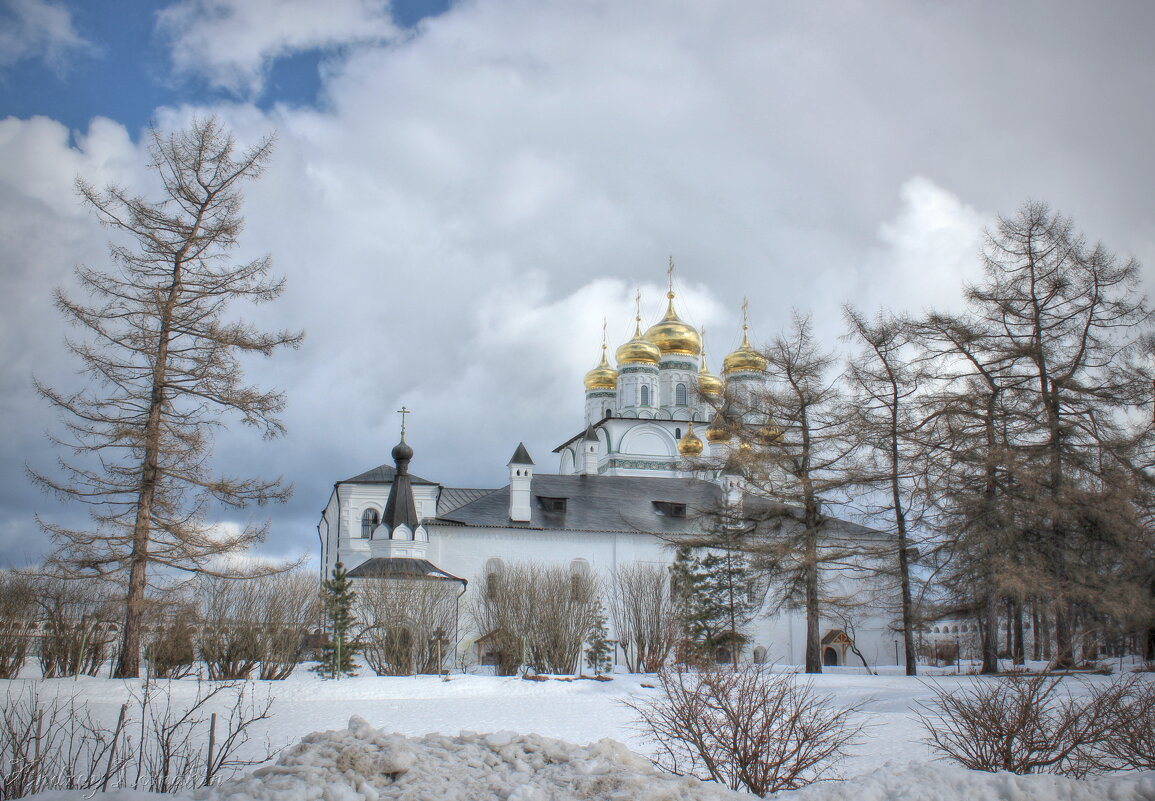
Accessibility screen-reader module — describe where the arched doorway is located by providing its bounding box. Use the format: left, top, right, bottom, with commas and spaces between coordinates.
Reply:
823, 646, 840, 666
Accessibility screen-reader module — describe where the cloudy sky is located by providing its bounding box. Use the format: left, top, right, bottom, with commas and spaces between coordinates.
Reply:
2, 0, 1153, 568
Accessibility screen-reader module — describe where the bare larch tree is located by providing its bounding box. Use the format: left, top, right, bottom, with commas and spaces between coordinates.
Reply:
842, 306, 928, 675
30, 117, 302, 678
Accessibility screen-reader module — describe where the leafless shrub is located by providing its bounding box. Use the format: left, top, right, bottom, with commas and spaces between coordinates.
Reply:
0, 571, 37, 679
196, 575, 261, 680
129, 680, 276, 791
36, 577, 118, 678
609, 563, 678, 673
0, 684, 128, 798
252, 570, 320, 680
0, 679, 275, 798
472, 562, 598, 675
1084, 676, 1155, 771
146, 610, 197, 680
359, 579, 458, 676
624, 666, 864, 795
918, 673, 1120, 777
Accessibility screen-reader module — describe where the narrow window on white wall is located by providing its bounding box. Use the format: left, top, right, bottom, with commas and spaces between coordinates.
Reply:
640, 385, 650, 406
360, 508, 379, 538
675, 382, 687, 406
570, 558, 591, 601
485, 557, 505, 599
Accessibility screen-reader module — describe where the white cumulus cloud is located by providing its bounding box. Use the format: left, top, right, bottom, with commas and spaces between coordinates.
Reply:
0, 0, 93, 72
158, 0, 400, 96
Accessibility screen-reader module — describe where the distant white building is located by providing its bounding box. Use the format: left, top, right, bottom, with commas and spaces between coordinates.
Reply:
318, 286, 900, 669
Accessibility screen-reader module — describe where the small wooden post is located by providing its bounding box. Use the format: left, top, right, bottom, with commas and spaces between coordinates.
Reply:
204, 712, 217, 787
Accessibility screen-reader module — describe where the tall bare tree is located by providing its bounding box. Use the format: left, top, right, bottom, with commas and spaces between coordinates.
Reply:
724, 314, 863, 673
30, 118, 302, 677
910, 310, 1025, 673
964, 202, 1151, 667
608, 562, 678, 673
842, 306, 928, 675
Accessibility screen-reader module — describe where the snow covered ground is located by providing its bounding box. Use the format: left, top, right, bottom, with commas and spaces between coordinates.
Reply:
9, 663, 1155, 800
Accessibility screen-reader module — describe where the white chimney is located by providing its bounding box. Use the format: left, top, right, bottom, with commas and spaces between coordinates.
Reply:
508, 443, 534, 523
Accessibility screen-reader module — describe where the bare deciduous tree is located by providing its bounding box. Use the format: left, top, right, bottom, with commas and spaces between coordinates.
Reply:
251, 570, 320, 680
608, 562, 677, 673
472, 562, 598, 675
196, 575, 261, 680
358, 579, 459, 676
843, 306, 929, 675
36, 577, 119, 678
30, 117, 303, 678
725, 314, 865, 673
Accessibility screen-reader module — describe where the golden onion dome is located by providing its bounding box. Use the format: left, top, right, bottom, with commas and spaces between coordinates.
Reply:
678, 423, 704, 457
722, 322, 768, 375
583, 344, 619, 391
696, 333, 723, 396
705, 411, 731, 444
644, 291, 702, 356
616, 316, 661, 366
755, 424, 783, 446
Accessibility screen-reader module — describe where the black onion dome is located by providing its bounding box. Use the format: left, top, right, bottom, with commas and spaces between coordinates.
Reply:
391, 439, 414, 464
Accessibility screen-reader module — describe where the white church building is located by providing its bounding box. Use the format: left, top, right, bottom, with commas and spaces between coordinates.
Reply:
317, 286, 901, 670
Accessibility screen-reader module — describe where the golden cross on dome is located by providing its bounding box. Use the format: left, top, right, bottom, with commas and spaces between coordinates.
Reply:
634, 289, 642, 322
742, 297, 749, 330
601, 317, 608, 353
667, 256, 675, 296
396, 406, 411, 438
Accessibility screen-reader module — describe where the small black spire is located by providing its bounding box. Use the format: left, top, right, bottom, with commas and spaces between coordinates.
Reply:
381, 408, 419, 531
508, 442, 534, 466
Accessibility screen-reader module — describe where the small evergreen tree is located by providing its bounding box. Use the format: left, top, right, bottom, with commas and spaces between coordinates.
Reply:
671, 545, 759, 666
585, 602, 613, 676
314, 561, 358, 679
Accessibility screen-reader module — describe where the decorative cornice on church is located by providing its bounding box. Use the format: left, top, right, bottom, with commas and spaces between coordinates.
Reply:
619, 364, 658, 375
586, 390, 616, 398
607, 457, 678, 471
659, 360, 695, 371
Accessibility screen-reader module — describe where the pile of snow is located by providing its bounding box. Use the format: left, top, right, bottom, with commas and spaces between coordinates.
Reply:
203, 716, 742, 801
192, 716, 1155, 801
790, 762, 1155, 801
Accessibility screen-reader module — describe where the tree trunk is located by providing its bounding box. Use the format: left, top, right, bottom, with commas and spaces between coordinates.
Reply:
1053, 600, 1075, 669
980, 593, 999, 674
1031, 605, 1041, 661
804, 533, 821, 673
114, 253, 184, 679
1012, 596, 1025, 665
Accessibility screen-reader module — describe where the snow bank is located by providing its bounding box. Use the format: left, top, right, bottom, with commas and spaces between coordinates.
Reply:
789, 761, 1155, 801
201, 716, 745, 801
24, 715, 1155, 801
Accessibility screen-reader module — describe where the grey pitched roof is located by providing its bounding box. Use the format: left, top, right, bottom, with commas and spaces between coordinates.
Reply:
339, 463, 435, 485
552, 414, 612, 452
435, 474, 723, 534
346, 557, 466, 584
507, 442, 534, 466
438, 487, 493, 515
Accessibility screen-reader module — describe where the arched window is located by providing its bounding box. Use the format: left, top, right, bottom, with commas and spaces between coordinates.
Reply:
360, 508, 379, 538
675, 427, 682, 439
570, 558, 590, 600
604, 408, 612, 418
675, 382, 687, 406
640, 385, 650, 406
485, 557, 504, 598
